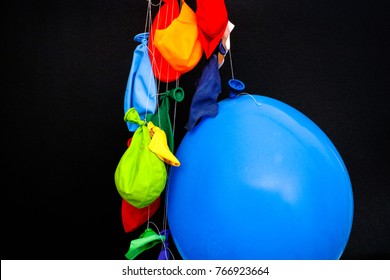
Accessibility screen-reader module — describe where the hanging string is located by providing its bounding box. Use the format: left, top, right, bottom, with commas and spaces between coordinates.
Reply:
144, 0, 171, 239
144, 1, 151, 34
146, 204, 151, 229
157, 0, 181, 236
147, 221, 164, 241
227, 42, 262, 106
145, 0, 163, 95
228, 46, 235, 80
141, 0, 152, 122
142, 0, 182, 260
162, 167, 170, 231
148, 0, 163, 7
161, 167, 172, 258
172, 100, 178, 146
157, 0, 167, 86
175, 77, 180, 89
162, 97, 177, 230
145, 0, 160, 229
160, 50, 180, 252
147, 45, 162, 94
148, 220, 176, 260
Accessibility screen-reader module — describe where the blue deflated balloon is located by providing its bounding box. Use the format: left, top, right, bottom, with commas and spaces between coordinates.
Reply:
124, 32, 157, 132
168, 91, 354, 260
185, 54, 221, 130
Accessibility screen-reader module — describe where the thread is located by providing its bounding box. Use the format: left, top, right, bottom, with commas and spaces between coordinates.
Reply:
228, 46, 235, 80
148, 0, 163, 7
236, 92, 263, 106
147, 220, 176, 260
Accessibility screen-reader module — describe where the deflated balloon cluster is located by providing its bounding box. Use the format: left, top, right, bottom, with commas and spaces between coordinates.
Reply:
114, 0, 237, 260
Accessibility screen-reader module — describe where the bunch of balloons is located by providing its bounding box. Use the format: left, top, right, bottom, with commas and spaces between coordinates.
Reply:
114, 0, 354, 260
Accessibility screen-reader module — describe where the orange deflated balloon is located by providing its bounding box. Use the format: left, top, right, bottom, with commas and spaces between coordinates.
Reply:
148, 0, 181, 82
153, 1, 202, 74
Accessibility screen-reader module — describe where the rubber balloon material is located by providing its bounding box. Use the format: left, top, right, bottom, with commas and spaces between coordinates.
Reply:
167, 94, 354, 260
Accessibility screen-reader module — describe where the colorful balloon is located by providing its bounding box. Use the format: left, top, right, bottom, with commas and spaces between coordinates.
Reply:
123, 32, 157, 132
167, 92, 354, 259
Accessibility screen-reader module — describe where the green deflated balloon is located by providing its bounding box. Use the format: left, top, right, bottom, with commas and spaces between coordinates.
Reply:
115, 108, 167, 208
147, 87, 185, 152
125, 228, 166, 260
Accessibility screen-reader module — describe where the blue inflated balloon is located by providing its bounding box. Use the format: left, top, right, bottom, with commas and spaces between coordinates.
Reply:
167, 89, 354, 260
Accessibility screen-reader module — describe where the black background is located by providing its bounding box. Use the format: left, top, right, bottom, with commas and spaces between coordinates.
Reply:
2, 0, 389, 260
